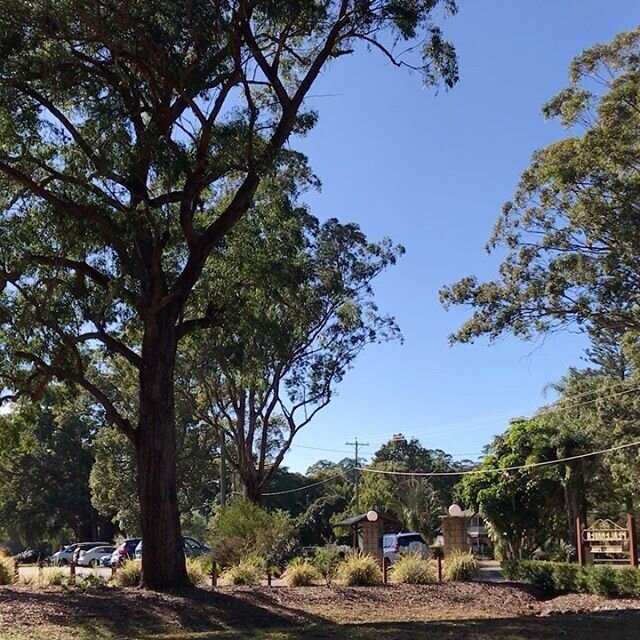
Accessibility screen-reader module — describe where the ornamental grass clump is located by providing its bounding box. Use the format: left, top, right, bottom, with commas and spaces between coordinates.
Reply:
282, 557, 320, 587
40, 568, 68, 586
115, 560, 142, 587
0, 553, 14, 585
443, 550, 478, 582
388, 551, 436, 584
221, 555, 264, 586
335, 552, 382, 587
186, 557, 208, 586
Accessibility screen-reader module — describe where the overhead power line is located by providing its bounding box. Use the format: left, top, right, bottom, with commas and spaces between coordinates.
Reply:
358, 439, 640, 478
262, 473, 345, 496
334, 383, 640, 447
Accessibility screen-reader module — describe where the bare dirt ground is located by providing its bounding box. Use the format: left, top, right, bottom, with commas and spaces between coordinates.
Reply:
2, 582, 640, 639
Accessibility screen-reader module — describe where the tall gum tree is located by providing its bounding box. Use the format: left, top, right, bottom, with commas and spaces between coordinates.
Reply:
0, 1, 458, 589
182, 190, 403, 503
440, 27, 640, 345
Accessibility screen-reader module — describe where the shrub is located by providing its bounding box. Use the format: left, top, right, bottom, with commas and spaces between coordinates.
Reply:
313, 546, 343, 586
209, 498, 296, 568
282, 557, 320, 587
0, 553, 14, 585
388, 551, 436, 585
335, 552, 382, 587
584, 565, 618, 597
77, 573, 107, 591
221, 555, 264, 586
430, 546, 445, 560
444, 550, 478, 582
615, 567, 640, 598
551, 562, 580, 594
115, 560, 142, 587
501, 560, 640, 598
500, 560, 557, 594
186, 557, 208, 586
500, 559, 521, 581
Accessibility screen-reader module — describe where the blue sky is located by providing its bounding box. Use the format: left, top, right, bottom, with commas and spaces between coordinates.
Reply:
281, 1, 640, 474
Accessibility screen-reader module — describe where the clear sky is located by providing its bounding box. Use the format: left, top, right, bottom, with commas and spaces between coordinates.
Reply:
281, 1, 640, 474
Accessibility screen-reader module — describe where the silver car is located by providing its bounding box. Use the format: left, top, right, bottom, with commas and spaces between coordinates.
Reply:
382, 532, 430, 564
134, 536, 209, 560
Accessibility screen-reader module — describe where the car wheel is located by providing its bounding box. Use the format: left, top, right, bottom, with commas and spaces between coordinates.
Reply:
60, 559, 68, 566
90, 559, 98, 568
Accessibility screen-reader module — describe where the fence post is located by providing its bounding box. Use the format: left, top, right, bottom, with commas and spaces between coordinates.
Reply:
69, 559, 76, 584
382, 557, 389, 584
210, 560, 217, 588
111, 563, 117, 580
267, 568, 272, 587
627, 513, 638, 567
437, 556, 443, 583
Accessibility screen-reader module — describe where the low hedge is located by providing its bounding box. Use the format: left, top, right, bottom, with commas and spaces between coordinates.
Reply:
502, 560, 640, 598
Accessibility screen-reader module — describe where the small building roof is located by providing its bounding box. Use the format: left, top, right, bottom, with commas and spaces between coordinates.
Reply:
334, 513, 399, 527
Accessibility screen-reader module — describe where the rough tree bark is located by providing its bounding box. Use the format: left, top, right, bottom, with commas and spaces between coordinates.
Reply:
136, 312, 187, 589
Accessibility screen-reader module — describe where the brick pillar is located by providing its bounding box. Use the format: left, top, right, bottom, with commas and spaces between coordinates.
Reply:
442, 516, 468, 554
361, 520, 384, 561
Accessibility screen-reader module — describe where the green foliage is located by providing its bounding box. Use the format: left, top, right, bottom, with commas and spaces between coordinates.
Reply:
502, 560, 640, 598
90, 427, 140, 535
0, 0, 457, 590
388, 551, 436, 584
0, 553, 14, 584
359, 435, 467, 537
441, 26, 640, 345
613, 567, 640, 598
583, 565, 619, 597
187, 212, 404, 504
282, 557, 320, 586
209, 498, 296, 568
0, 389, 105, 545
430, 546, 445, 560
114, 560, 142, 588
335, 552, 383, 587
443, 550, 478, 582
221, 556, 264, 586
456, 416, 585, 560
313, 546, 344, 586
76, 573, 107, 591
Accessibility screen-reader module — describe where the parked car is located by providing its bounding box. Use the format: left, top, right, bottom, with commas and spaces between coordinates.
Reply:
77, 545, 116, 568
99, 553, 114, 567
12, 547, 50, 564
382, 532, 430, 564
134, 537, 209, 560
110, 538, 141, 567
50, 541, 110, 566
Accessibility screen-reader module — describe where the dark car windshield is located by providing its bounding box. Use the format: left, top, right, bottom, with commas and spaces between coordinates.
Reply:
398, 534, 425, 546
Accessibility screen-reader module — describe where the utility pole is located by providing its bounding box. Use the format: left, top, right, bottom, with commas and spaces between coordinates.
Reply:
218, 428, 227, 509
346, 437, 369, 513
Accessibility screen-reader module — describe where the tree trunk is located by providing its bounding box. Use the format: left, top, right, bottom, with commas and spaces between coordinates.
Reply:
241, 471, 263, 504
564, 463, 583, 550
137, 315, 189, 590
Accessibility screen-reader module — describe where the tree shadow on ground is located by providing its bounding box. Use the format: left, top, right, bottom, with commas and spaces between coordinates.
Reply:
338, 610, 640, 640
0, 586, 322, 637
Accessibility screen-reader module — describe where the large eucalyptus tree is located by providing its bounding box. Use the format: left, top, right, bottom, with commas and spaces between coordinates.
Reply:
0, 0, 458, 589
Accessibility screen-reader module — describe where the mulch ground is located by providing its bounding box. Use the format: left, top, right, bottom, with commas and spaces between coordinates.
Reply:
2, 582, 640, 635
